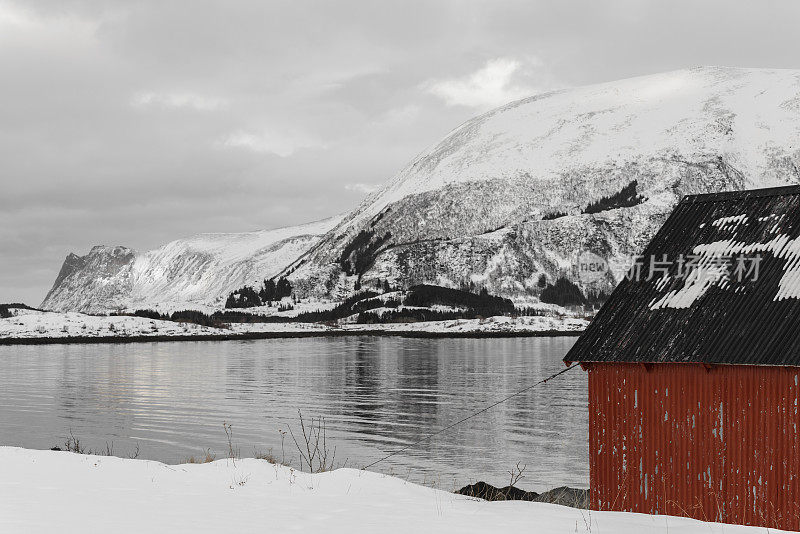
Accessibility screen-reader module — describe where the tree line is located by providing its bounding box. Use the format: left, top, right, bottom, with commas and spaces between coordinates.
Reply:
129, 283, 521, 327
225, 277, 293, 309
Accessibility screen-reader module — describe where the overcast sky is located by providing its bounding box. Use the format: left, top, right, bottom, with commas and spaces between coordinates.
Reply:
2, 0, 800, 305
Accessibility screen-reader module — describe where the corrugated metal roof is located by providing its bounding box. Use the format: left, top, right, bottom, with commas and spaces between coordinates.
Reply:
565, 184, 800, 365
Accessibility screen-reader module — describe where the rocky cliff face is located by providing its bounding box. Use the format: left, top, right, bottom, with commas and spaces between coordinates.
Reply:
41, 218, 341, 313
42, 67, 800, 313
41, 245, 137, 313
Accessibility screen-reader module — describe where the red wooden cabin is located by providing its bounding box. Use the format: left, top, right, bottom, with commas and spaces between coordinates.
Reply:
565, 186, 800, 530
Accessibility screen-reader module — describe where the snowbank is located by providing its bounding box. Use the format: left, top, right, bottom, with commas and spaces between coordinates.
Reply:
0, 447, 784, 534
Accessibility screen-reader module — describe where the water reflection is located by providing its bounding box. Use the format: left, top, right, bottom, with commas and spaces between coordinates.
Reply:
0, 336, 586, 490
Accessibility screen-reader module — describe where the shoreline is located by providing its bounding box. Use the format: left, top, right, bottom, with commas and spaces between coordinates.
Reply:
0, 328, 582, 346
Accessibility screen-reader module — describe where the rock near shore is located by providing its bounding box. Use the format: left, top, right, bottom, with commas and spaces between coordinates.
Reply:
456, 481, 589, 509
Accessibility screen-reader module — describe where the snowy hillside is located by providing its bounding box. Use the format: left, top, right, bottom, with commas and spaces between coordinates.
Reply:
41, 217, 341, 313
287, 67, 800, 300
42, 67, 800, 313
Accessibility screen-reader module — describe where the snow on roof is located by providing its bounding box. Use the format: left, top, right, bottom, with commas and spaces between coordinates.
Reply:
565, 184, 800, 365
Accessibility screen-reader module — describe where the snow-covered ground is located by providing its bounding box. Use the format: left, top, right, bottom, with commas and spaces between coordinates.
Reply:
336, 314, 588, 334
0, 307, 587, 341
0, 447, 785, 534
0, 308, 227, 339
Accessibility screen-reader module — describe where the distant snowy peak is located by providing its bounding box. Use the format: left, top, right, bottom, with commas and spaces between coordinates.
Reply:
41, 216, 342, 313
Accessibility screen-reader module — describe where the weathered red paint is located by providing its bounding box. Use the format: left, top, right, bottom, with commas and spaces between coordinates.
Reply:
588, 362, 800, 530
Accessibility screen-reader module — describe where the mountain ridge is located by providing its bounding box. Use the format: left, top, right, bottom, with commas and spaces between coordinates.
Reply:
41, 67, 800, 313
281, 67, 800, 301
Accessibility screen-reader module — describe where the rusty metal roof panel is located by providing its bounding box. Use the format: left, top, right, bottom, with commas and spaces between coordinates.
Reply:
565, 184, 800, 365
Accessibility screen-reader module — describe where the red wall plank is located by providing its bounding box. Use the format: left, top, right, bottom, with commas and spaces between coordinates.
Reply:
588, 363, 800, 530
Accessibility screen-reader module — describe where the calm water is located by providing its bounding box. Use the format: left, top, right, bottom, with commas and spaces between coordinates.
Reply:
0, 336, 587, 490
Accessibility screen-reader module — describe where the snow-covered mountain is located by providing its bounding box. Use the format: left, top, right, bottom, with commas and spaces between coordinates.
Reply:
42, 67, 800, 313
41, 217, 341, 313
285, 67, 800, 300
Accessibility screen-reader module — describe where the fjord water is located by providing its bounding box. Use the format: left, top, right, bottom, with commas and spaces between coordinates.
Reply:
0, 336, 587, 490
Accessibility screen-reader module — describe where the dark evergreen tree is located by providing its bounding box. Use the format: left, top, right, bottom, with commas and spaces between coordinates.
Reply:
171, 310, 221, 327
276, 277, 292, 298
339, 230, 392, 276
133, 309, 164, 320
225, 285, 262, 308
539, 277, 586, 306
542, 211, 567, 220
583, 180, 643, 214
260, 279, 277, 302
404, 284, 513, 316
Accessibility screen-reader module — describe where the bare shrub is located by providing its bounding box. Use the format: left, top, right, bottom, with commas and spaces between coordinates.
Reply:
63, 430, 87, 454
508, 461, 526, 487
254, 447, 277, 464
223, 421, 239, 462
277, 429, 287, 465
186, 448, 216, 464
287, 409, 336, 473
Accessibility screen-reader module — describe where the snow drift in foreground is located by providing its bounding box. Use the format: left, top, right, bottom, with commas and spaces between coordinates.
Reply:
0, 447, 785, 534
